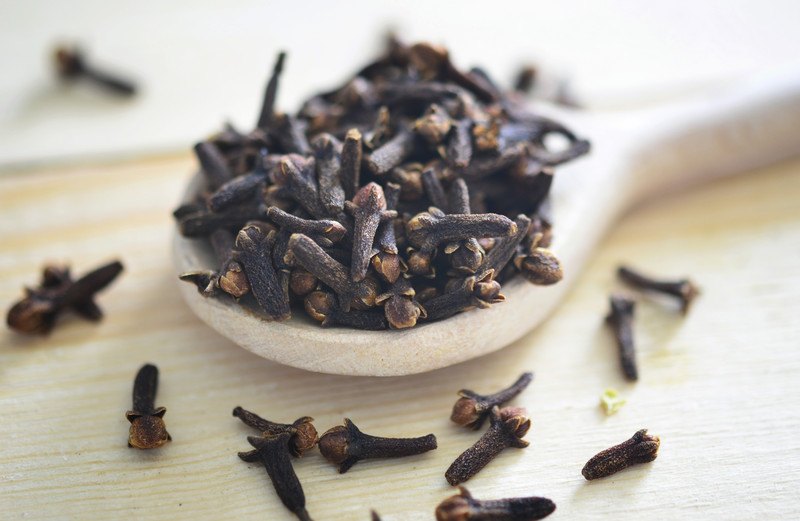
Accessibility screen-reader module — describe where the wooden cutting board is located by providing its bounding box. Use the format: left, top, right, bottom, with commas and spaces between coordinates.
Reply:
1, 154, 799, 520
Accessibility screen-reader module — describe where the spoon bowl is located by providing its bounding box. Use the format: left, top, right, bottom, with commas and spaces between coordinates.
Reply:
174, 69, 800, 376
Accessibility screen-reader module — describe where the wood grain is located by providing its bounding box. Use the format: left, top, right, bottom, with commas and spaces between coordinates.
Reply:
1, 155, 799, 519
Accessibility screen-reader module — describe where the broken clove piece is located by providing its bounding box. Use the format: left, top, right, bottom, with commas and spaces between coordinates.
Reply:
445, 406, 530, 485
436, 486, 555, 521
318, 418, 437, 473
7, 260, 124, 335
451, 372, 534, 429
126, 363, 171, 449
582, 429, 660, 480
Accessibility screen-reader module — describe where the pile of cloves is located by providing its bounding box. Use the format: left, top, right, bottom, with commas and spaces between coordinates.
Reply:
175, 36, 589, 329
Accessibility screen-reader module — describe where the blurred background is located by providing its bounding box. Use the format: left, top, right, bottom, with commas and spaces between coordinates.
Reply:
2, 0, 800, 169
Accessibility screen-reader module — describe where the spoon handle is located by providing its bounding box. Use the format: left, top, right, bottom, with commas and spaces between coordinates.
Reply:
620, 67, 800, 207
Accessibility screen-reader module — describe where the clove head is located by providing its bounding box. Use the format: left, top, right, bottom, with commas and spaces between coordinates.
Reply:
318, 424, 353, 467
514, 248, 563, 285
126, 408, 171, 450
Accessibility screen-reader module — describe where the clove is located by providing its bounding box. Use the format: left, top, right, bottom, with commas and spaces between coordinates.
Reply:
318, 418, 437, 473
606, 294, 638, 381
286, 233, 378, 311
617, 265, 700, 315
7, 260, 124, 335
233, 406, 317, 457
238, 433, 313, 521
451, 372, 534, 430
582, 429, 660, 480
445, 406, 530, 485
126, 363, 171, 449
376, 278, 427, 329
236, 224, 291, 320
54, 45, 137, 97
436, 486, 555, 521
346, 183, 397, 281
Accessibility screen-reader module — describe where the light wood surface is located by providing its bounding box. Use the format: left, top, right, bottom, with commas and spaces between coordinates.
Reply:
1, 154, 799, 519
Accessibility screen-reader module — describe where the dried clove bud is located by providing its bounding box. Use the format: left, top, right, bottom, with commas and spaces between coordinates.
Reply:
617, 265, 700, 315
236, 224, 291, 321
256, 52, 287, 131
445, 406, 530, 485
286, 234, 378, 311
318, 418, 437, 473
7, 260, 124, 335
238, 433, 313, 521
54, 45, 137, 97
304, 291, 388, 330
582, 429, 660, 480
376, 278, 427, 329
606, 294, 637, 381
346, 183, 397, 281
514, 247, 563, 285
424, 272, 504, 321
233, 406, 317, 457
341, 129, 364, 200
436, 486, 555, 521
126, 364, 171, 449
367, 129, 416, 175
451, 372, 534, 429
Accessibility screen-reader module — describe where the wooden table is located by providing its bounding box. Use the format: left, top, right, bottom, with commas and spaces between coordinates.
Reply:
2, 154, 799, 519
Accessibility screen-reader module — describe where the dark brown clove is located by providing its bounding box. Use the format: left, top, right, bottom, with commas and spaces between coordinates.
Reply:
194, 141, 233, 191
312, 134, 346, 215
513, 66, 538, 94
286, 234, 378, 311
304, 291, 388, 330
367, 129, 416, 175
424, 272, 504, 321
376, 278, 426, 329
126, 363, 171, 449
54, 45, 137, 97
7, 260, 124, 335
340, 128, 363, 200
445, 406, 530, 485
447, 119, 473, 169
451, 372, 534, 430
436, 486, 555, 521
238, 433, 313, 521
617, 265, 700, 315
318, 418, 437, 473
256, 52, 287, 131
346, 183, 397, 281
233, 406, 317, 457
208, 170, 267, 213
582, 429, 660, 480
236, 224, 291, 320
606, 294, 637, 381
372, 183, 403, 283
513, 247, 563, 285
266, 206, 347, 246
406, 209, 516, 276
415, 104, 453, 146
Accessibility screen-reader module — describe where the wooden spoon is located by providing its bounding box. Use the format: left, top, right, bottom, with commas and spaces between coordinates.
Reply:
173, 69, 800, 376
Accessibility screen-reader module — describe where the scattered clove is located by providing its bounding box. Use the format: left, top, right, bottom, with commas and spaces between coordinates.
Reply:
7, 260, 124, 335
238, 433, 313, 521
451, 372, 534, 430
126, 364, 171, 449
233, 406, 317, 457
445, 406, 530, 485
582, 429, 660, 480
54, 45, 137, 97
617, 265, 700, 315
318, 418, 437, 473
606, 294, 638, 381
436, 486, 555, 521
